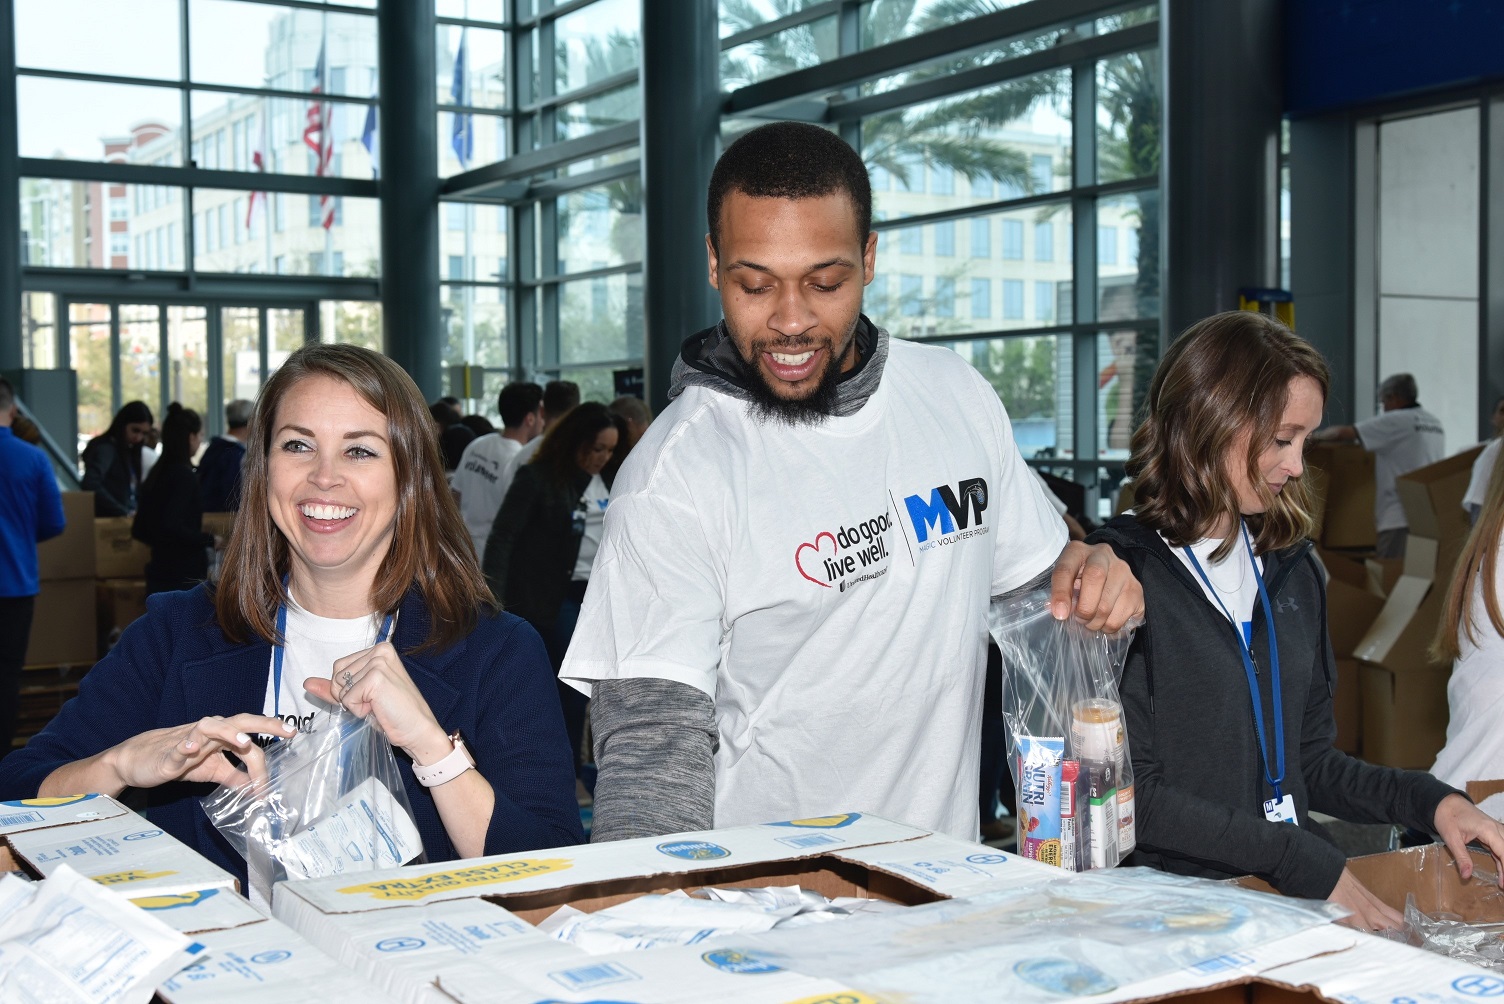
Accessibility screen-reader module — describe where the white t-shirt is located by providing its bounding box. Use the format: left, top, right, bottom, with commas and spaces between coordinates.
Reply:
1030, 469, 1069, 517
260, 594, 389, 742
1167, 533, 1263, 646
506, 438, 541, 480
1355, 407, 1446, 532
560, 339, 1068, 840
572, 474, 610, 582
1463, 438, 1501, 515
1432, 534, 1504, 790
452, 433, 525, 558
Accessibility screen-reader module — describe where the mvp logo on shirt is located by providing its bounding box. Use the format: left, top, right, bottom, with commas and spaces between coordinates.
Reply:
903, 477, 989, 551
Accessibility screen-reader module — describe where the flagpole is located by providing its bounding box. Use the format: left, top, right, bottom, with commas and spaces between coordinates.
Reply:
458, 14, 474, 405
262, 105, 273, 280
322, 8, 332, 279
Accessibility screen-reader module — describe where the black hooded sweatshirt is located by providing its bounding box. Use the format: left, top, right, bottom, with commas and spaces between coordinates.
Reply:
1088, 514, 1458, 898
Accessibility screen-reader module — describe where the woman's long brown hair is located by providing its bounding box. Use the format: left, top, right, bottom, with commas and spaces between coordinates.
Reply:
1128, 311, 1331, 562
215, 343, 494, 652
1432, 448, 1504, 663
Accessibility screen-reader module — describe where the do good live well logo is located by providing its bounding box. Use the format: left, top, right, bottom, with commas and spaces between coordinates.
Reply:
794, 512, 893, 592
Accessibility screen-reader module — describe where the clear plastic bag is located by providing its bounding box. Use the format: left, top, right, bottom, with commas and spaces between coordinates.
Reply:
991, 587, 1138, 871
200, 708, 426, 905
1372, 892, 1504, 971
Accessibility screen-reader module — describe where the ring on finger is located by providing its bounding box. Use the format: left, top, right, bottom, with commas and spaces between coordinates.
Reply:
341, 670, 354, 687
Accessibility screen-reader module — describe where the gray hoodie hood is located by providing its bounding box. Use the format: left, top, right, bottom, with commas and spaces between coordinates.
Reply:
667, 315, 889, 418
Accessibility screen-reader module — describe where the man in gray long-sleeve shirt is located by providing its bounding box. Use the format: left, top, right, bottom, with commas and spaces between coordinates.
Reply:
559, 122, 1143, 843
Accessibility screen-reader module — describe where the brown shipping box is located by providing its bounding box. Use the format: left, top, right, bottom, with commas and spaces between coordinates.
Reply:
1354, 447, 1483, 769
1346, 844, 1504, 922
23, 578, 97, 666
35, 492, 96, 581
96, 578, 148, 651
1305, 443, 1376, 550
94, 516, 149, 579
1316, 549, 1384, 755
202, 511, 234, 541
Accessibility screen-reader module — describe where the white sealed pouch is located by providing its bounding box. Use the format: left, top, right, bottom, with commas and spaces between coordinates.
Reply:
200, 708, 425, 905
991, 587, 1138, 872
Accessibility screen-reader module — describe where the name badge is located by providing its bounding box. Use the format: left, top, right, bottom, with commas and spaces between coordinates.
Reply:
1263, 794, 1298, 825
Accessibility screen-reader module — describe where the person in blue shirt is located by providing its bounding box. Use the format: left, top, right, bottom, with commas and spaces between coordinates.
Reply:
198, 398, 251, 513
0, 377, 66, 759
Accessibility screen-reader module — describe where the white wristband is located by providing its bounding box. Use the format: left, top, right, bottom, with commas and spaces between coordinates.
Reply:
411, 734, 475, 787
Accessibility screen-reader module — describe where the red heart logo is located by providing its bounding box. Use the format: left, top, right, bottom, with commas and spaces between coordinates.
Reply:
795, 532, 838, 588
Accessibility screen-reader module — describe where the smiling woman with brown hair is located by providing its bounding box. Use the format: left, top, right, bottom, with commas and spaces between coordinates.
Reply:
0, 343, 583, 896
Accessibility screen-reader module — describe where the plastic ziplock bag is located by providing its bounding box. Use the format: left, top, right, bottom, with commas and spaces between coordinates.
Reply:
200, 708, 426, 905
991, 586, 1137, 871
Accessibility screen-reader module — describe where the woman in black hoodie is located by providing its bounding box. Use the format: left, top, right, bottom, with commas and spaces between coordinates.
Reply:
81, 401, 154, 516
132, 403, 218, 595
1088, 310, 1504, 930
483, 402, 618, 774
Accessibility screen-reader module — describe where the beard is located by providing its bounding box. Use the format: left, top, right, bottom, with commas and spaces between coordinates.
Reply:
732, 318, 860, 428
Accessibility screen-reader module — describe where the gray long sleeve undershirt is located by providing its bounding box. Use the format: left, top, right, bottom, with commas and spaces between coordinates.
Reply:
588, 678, 718, 842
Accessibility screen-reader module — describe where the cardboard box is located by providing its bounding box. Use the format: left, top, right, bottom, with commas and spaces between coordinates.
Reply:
95, 515, 150, 579
1345, 843, 1504, 921
202, 511, 235, 540
23, 577, 97, 667
273, 813, 1066, 1003
1317, 549, 1386, 658
5, 807, 239, 899
96, 577, 147, 650
1467, 778, 1504, 803
1332, 657, 1360, 754
156, 913, 399, 1003
0, 793, 132, 836
1306, 444, 1376, 550
1366, 556, 1404, 596
35, 492, 96, 581
1354, 449, 1484, 769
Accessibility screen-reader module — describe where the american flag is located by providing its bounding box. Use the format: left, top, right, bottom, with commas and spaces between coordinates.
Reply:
304, 39, 335, 230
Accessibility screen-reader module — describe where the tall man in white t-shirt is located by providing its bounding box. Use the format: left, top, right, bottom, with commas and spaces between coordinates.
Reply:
1312, 373, 1445, 558
560, 122, 1144, 843
452, 381, 543, 558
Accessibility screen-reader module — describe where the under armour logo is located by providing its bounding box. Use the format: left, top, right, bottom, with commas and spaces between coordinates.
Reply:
1276, 597, 1299, 614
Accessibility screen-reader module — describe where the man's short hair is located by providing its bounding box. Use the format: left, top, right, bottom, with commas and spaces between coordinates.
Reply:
609, 395, 652, 428
225, 398, 253, 429
497, 381, 544, 429
707, 121, 872, 255
1379, 373, 1418, 405
0, 377, 13, 412
543, 380, 581, 419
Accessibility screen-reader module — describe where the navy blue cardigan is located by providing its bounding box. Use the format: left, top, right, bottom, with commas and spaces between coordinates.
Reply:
0, 585, 584, 890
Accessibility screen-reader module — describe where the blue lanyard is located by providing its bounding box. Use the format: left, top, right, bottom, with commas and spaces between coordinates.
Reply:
1183, 524, 1286, 800
272, 599, 393, 717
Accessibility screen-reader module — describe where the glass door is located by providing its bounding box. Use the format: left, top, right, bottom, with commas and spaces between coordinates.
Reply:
56, 299, 317, 460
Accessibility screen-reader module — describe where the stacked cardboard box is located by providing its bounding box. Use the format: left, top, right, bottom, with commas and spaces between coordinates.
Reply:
1305, 444, 1377, 551
1355, 446, 1484, 769
93, 511, 151, 655
17, 493, 97, 748
1317, 548, 1387, 754
25, 492, 96, 670
94, 515, 150, 580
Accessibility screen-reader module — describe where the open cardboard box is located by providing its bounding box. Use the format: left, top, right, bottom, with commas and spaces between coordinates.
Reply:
482, 850, 946, 926
1345, 843, 1504, 923
272, 817, 1088, 1004
1355, 447, 1484, 769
